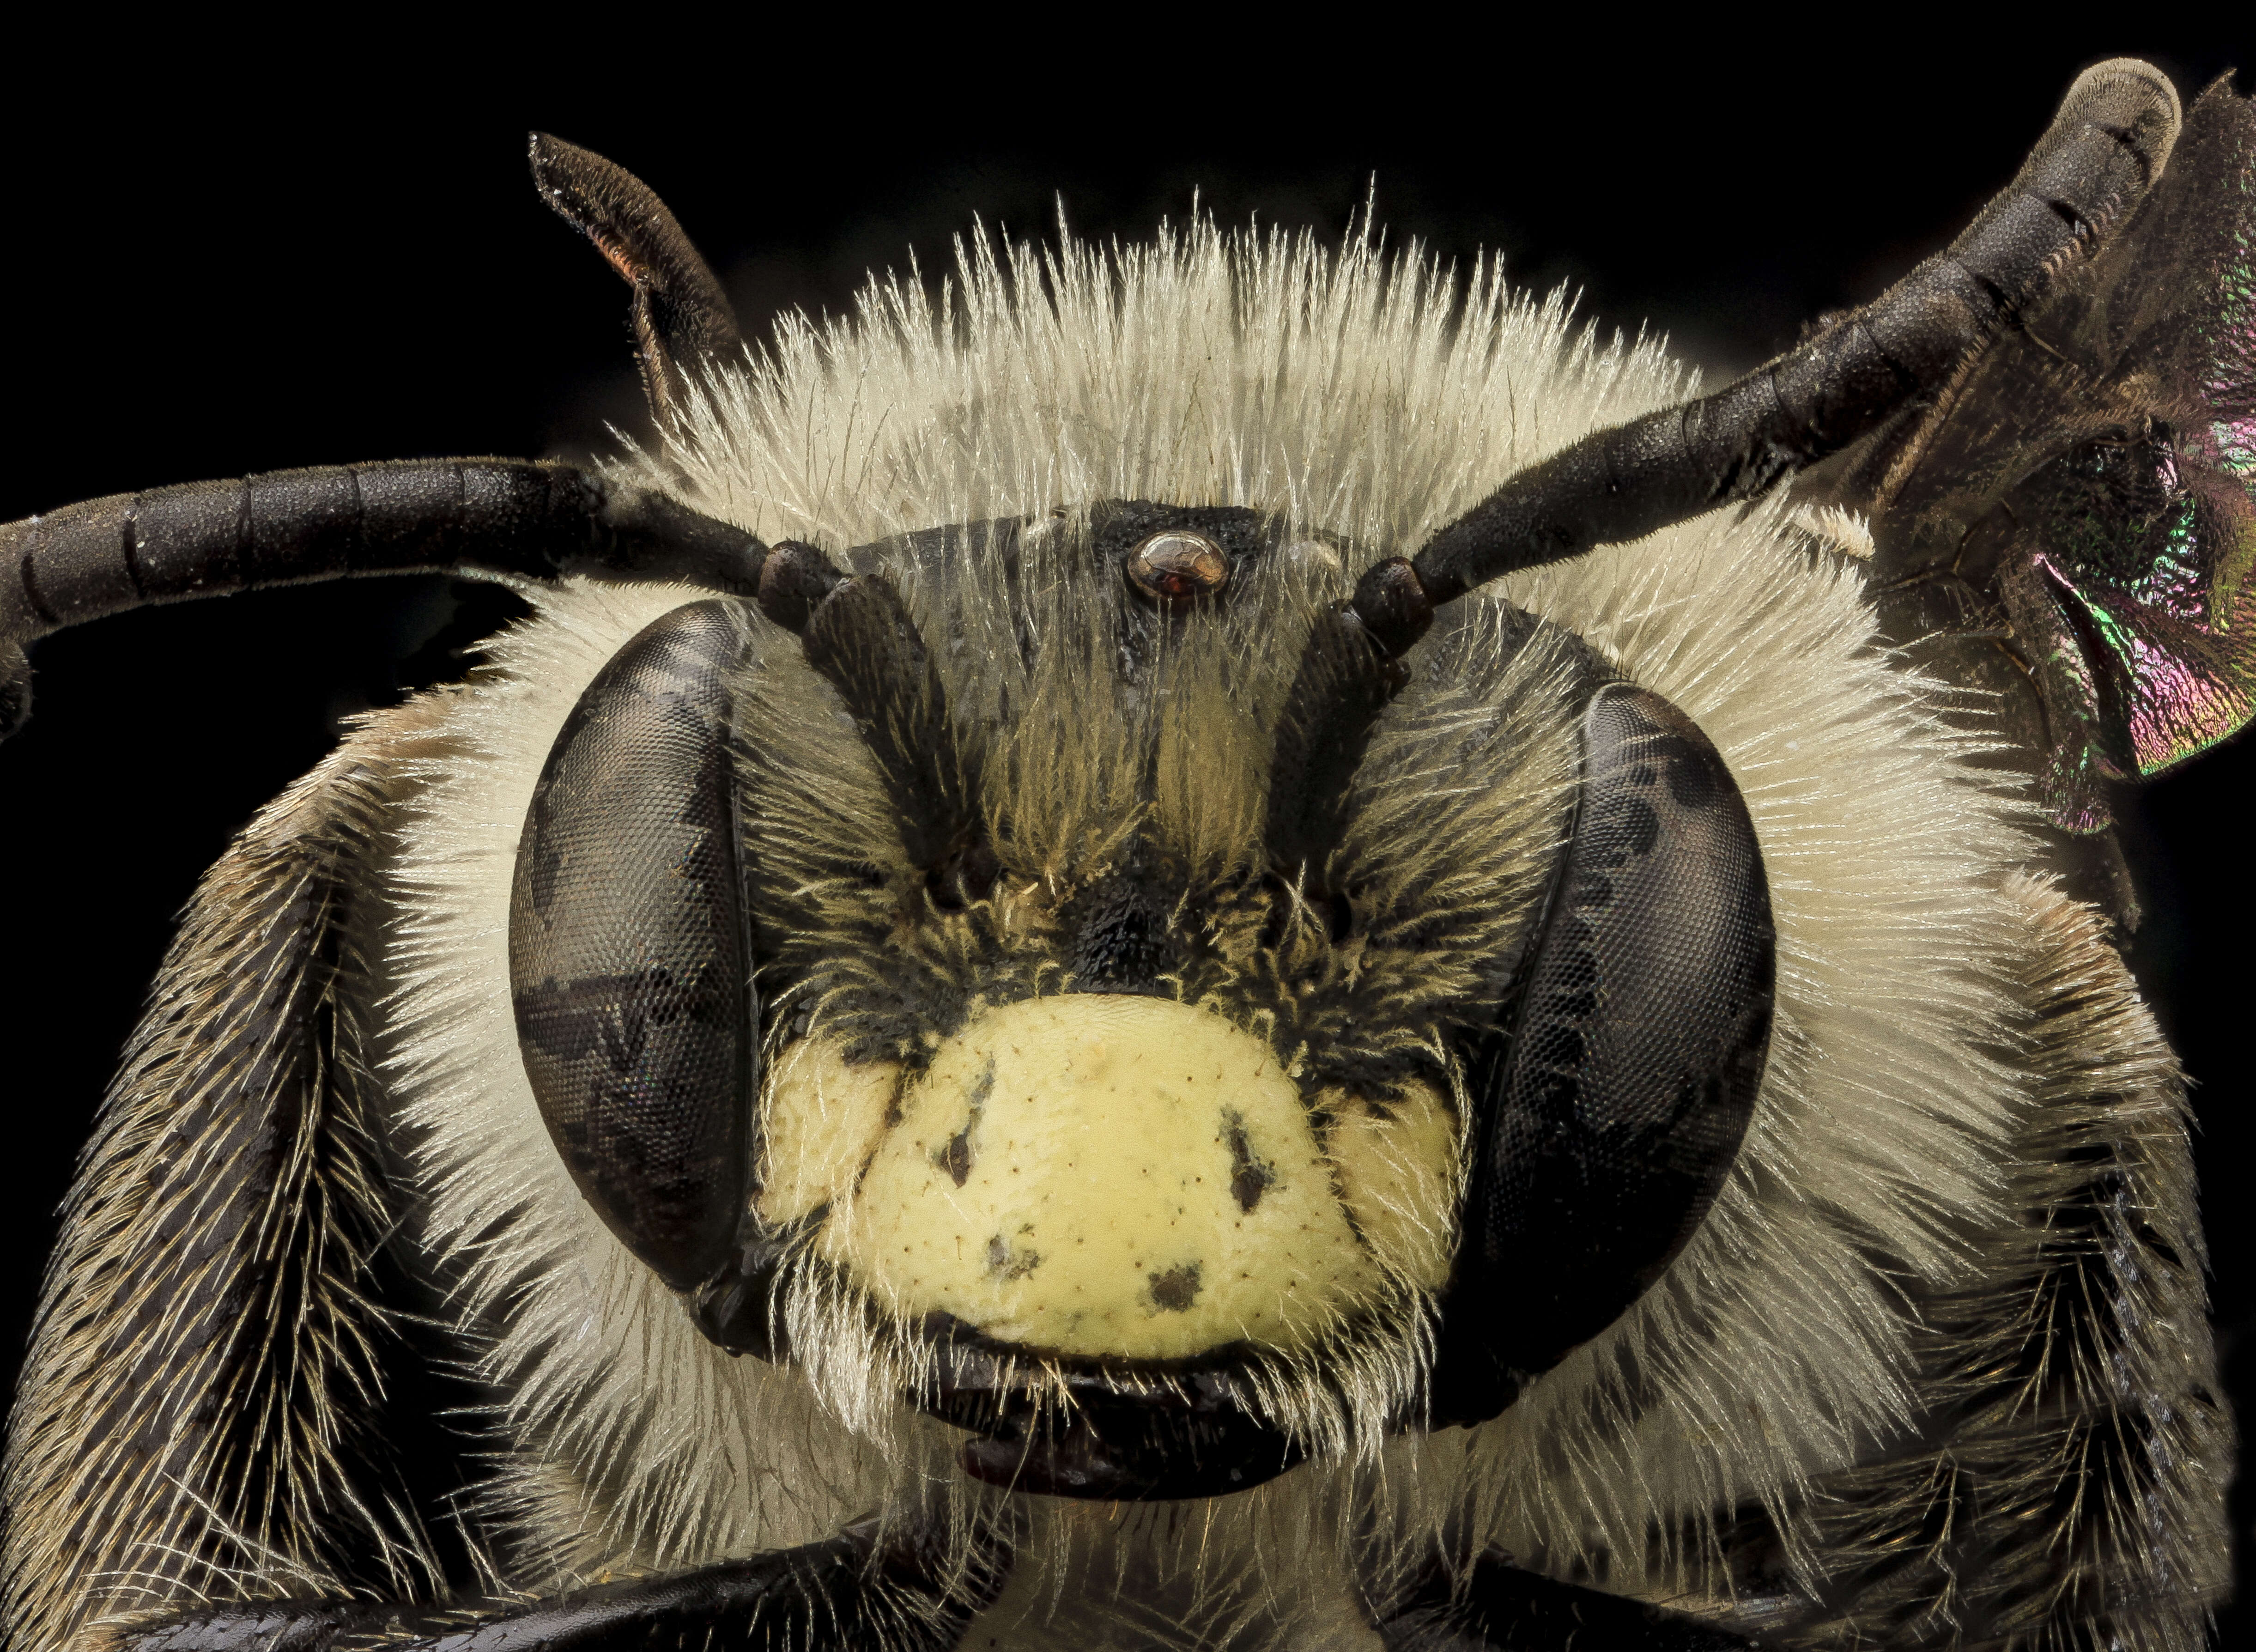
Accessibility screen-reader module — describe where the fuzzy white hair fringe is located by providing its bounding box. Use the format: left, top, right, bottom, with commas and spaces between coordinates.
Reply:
380, 214, 2035, 1603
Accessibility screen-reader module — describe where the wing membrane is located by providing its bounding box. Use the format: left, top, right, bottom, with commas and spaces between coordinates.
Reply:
1854, 75, 2256, 829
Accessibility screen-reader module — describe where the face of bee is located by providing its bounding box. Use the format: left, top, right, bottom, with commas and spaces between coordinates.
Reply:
512, 499, 1756, 1497
772, 970, 1462, 1358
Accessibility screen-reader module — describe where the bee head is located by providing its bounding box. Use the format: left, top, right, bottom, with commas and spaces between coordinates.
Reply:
510, 502, 1771, 1497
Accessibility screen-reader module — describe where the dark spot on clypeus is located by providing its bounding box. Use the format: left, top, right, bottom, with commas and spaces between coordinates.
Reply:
1148, 1264, 1202, 1313
986, 1233, 1043, 1280
934, 1057, 996, 1187
1223, 1109, 1275, 1213
936, 1130, 973, 1187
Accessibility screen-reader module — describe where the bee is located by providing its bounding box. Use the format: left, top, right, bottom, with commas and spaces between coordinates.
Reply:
0, 52, 2246, 1652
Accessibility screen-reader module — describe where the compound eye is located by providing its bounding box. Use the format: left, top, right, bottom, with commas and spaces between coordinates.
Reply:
1125, 529, 1229, 607
1439, 682, 1775, 1411
509, 600, 754, 1291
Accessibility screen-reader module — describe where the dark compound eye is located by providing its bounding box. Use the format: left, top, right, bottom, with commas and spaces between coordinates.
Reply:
509, 601, 755, 1293
1125, 530, 1229, 607
1430, 683, 1774, 1423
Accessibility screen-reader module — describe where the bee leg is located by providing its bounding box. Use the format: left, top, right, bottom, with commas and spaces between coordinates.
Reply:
0, 704, 478, 1646
1375, 1552, 1756, 1651
1721, 881, 2228, 1647
113, 1514, 1008, 1652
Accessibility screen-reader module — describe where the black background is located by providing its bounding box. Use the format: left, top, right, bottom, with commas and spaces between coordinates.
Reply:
0, 24, 2248, 1639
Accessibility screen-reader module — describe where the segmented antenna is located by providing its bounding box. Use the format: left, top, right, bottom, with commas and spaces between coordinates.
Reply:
0, 460, 768, 740
756, 541, 979, 871
529, 132, 745, 425
1267, 57, 2183, 876
0, 138, 775, 744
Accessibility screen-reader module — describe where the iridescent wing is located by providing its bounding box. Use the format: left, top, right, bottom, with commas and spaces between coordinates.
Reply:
1850, 74, 2256, 831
